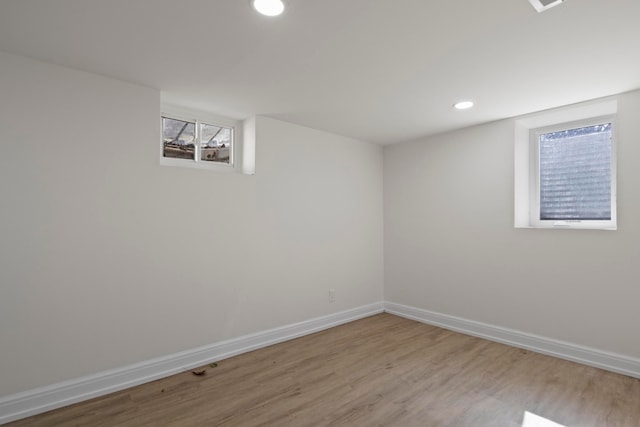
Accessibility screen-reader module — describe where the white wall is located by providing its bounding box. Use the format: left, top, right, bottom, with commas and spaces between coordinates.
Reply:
0, 51, 384, 398
4, 43, 637, 405
384, 90, 640, 359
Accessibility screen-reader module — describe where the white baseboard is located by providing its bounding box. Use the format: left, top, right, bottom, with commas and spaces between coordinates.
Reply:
384, 301, 640, 380
0, 302, 384, 425
5, 300, 638, 425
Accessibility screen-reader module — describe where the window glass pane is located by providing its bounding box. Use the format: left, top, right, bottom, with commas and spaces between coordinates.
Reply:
162, 117, 195, 160
200, 123, 232, 164
539, 123, 612, 220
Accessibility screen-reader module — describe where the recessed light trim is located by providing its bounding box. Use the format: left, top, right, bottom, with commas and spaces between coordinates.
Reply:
454, 101, 474, 110
252, 0, 285, 16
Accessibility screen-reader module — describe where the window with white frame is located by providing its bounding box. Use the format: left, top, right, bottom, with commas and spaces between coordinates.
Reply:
523, 114, 617, 230
160, 108, 237, 171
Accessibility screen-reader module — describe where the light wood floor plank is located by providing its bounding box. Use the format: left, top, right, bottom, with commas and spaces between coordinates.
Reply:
7, 313, 640, 426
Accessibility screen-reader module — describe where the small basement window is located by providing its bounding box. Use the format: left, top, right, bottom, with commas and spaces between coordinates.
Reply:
162, 117, 196, 161
160, 106, 238, 171
514, 101, 617, 230
534, 120, 614, 226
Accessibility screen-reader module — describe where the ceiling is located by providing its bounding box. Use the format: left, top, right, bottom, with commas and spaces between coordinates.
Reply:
1, 0, 639, 145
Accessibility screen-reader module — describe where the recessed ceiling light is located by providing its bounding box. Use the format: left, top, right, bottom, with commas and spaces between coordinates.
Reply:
454, 101, 474, 110
252, 0, 285, 16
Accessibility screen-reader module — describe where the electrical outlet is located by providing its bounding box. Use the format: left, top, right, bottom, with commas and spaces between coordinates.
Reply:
329, 289, 335, 303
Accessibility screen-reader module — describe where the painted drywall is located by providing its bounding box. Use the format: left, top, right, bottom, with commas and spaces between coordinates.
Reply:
0, 51, 383, 398
384, 90, 640, 359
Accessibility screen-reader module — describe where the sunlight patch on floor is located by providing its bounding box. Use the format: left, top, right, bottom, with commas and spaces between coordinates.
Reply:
522, 411, 565, 427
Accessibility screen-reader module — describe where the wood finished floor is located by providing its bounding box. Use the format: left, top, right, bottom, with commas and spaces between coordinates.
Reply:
7, 313, 640, 427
